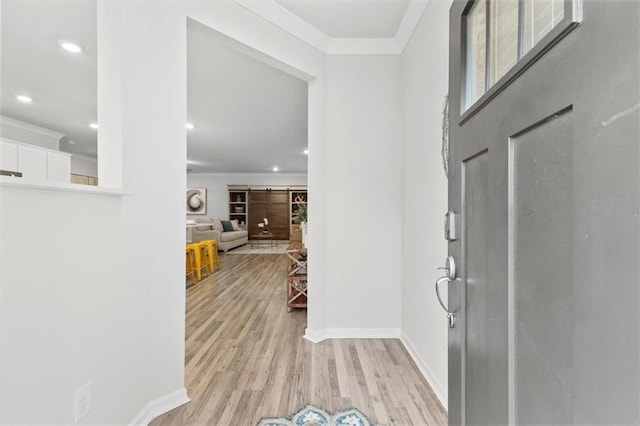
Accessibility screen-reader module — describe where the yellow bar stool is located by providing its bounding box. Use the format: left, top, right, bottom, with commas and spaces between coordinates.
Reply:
185, 246, 198, 283
200, 239, 220, 272
186, 242, 208, 280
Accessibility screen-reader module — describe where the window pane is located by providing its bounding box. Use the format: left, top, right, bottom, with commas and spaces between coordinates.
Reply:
465, 0, 487, 109
523, 0, 565, 54
489, 0, 519, 86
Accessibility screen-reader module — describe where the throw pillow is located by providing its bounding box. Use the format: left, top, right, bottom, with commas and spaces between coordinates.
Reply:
211, 217, 224, 232
221, 220, 234, 232
230, 219, 240, 231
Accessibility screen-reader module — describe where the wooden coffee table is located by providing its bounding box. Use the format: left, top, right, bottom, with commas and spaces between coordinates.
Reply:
251, 232, 276, 248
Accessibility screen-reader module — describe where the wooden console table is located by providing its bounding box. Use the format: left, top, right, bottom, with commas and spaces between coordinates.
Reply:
286, 241, 307, 312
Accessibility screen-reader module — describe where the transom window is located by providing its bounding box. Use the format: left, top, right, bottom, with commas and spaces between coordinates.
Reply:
464, 0, 573, 112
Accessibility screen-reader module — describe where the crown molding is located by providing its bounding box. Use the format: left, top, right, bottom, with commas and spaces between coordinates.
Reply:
395, 0, 431, 54
328, 38, 403, 55
233, 0, 430, 56
0, 115, 66, 140
68, 153, 98, 162
233, 0, 330, 53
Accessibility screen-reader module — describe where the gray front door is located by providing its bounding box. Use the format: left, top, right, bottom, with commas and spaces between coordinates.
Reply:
446, 1, 639, 424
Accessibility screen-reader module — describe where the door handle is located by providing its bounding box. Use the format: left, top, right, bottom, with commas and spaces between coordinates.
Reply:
435, 256, 457, 328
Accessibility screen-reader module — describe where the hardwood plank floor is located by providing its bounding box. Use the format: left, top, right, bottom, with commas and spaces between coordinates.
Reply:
152, 254, 447, 425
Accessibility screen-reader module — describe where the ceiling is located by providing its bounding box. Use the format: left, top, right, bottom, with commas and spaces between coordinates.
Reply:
0, 0, 417, 173
187, 20, 308, 174
275, 0, 410, 38
0, 0, 98, 157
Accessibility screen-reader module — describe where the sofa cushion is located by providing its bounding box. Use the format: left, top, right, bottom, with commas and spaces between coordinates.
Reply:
221, 220, 234, 232
230, 219, 240, 231
194, 217, 213, 231
196, 217, 213, 231
219, 230, 248, 242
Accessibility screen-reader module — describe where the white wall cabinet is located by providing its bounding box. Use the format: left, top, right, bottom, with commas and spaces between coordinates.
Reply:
0, 141, 18, 171
1, 139, 71, 183
47, 152, 71, 183
18, 145, 48, 181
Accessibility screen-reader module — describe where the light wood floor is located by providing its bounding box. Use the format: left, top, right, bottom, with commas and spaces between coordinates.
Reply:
152, 254, 447, 425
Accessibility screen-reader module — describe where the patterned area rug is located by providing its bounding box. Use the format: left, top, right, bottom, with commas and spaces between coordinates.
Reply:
257, 405, 374, 426
225, 241, 289, 255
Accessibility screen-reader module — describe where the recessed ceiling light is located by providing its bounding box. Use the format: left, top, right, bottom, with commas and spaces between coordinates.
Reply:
186, 123, 195, 130
68, 140, 76, 145
60, 41, 83, 54
89, 123, 99, 129
303, 149, 309, 155
16, 94, 32, 103
272, 166, 279, 172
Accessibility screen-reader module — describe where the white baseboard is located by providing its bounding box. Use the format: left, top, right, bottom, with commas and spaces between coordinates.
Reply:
304, 327, 401, 342
129, 387, 190, 426
326, 328, 401, 339
400, 332, 448, 411
304, 327, 327, 343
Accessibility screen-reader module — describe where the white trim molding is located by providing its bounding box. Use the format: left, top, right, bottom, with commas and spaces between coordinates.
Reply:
395, 0, 431, 54
304, 328, 327, 343
189, 172, 307, 178
400, 332, 448, 410
304, 328, 401, 342
328, 38, 403, 55
129, 387, 190, 426
70, 153, 98, 162
233, 0, 330, 52
233, 0, 430, 55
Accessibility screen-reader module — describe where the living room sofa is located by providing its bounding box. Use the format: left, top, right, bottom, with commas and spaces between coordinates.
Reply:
192, 217, 248, 252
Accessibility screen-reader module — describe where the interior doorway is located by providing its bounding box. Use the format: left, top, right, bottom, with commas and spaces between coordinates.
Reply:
184, 18, 312, 328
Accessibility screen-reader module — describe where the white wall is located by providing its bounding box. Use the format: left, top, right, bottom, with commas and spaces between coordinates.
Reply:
71, 156, 98, 177
325, 55, 402, 334
400, 0, 452, 408
1, 0, 452, 422
0, 1, 326, 424
0, 189, 144, 424
186, 173, 307, 220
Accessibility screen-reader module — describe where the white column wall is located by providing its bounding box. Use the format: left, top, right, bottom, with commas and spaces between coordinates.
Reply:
325, 55, 403, 334
400, 0, 453, 408
118, 2, 189, 408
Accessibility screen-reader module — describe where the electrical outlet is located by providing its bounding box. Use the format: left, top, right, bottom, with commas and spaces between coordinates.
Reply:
74, 381, 92, 423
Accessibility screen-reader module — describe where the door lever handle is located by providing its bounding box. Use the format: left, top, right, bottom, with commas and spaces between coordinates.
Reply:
435, 276, 457, 328
435, 255, 458, 328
